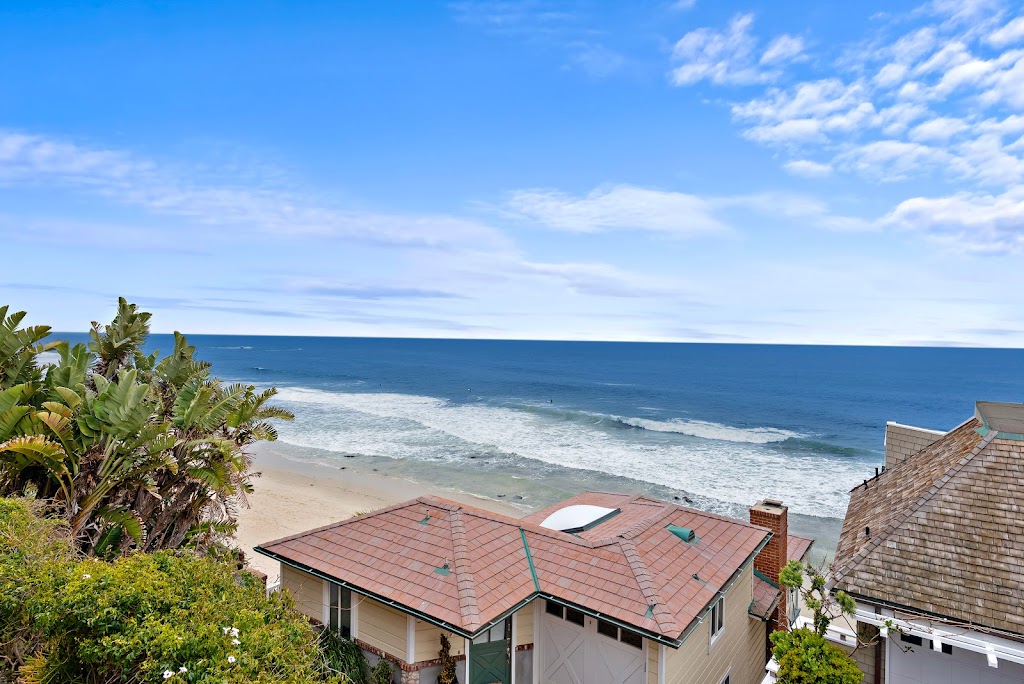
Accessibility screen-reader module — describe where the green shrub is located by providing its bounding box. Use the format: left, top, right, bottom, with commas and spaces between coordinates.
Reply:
0, 496, 355, 683
771, 628, 863, 684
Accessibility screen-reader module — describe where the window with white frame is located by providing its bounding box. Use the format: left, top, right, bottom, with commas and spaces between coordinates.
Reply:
718, 670, 731, 684
328, 582, 352, 639
788, 585, 800, 625
709, 596, 724, 644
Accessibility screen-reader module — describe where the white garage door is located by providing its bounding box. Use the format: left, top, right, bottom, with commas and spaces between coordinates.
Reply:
889, 637, 1024, 684
540, 601, 645, 684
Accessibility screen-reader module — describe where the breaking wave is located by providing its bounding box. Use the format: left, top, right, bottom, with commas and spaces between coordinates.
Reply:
269, 387, 866, 518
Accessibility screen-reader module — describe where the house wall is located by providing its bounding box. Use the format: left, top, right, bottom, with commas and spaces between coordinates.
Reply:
280, 564, 324, 622
664, 565, 766, 684
516, 598, 535, 646
413, 618, 465, 662
884, 422, 944, 470
647, 642, 659, 684
360, 597, 409, 660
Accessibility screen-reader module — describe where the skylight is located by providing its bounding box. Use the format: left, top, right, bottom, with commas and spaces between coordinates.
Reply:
539, 505, 619, 533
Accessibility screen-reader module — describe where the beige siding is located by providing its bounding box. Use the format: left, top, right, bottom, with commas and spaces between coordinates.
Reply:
360, 597, 409, 661
414, 620, 466, 663
280, 565, 323, 622
647, 643, 659, 684
515, 600, 535, 646
664, 565, 767, 684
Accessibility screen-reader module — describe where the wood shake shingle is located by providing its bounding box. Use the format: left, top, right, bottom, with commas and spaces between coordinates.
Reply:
832, 409, 1024, 637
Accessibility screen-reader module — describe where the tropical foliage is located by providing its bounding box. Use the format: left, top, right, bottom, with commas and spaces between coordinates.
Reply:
0, 299, 293, 556
0, 496, 356, 683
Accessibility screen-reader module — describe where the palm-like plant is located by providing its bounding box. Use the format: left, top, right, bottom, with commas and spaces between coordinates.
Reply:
0, 299, 293, 557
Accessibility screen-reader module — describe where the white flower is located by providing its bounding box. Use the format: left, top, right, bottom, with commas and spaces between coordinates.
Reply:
231, 638, 240, 646
222, 627, 230, 635
163, 672, 174, 680
178, 666, 188, 673
227, 655, 236, 664
229, 627, 239, 637
82, 574, 91, 579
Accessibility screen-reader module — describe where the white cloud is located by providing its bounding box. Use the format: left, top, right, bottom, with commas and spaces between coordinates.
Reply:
783, 159, 834, 177
760, 35, 805, 65
0, 131, 508, 251
504, 184, 728, 236
986, 16, 1024, 47
883, 187, 1024, 254
837, 140, 950, 181
670, 0, 697, 10
670, 14, 802, 86
908, 116, 970, 141
743, 119, 825, 145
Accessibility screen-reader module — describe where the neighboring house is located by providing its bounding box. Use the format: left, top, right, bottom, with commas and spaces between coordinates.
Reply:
826, 401, 1024, 684
256, 491, 812, 684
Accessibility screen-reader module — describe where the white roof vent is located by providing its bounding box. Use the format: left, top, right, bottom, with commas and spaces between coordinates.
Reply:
539, 505, 619, 533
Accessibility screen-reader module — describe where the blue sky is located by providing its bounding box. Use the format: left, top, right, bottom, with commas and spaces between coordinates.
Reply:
2, 0, 1023, 345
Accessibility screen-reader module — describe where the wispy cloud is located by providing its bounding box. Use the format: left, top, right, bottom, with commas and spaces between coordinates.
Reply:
0, 131, 509, 251
670, 13, 805, 86
504, 184, 727, 236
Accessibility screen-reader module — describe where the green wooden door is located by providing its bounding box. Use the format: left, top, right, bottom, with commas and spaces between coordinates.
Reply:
469, 619, 511, 684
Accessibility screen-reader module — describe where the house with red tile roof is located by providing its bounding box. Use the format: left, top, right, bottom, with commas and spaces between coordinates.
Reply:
256, 491, 812, 684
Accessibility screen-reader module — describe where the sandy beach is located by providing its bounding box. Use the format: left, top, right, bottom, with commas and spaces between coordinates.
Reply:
234, 446, 526, 580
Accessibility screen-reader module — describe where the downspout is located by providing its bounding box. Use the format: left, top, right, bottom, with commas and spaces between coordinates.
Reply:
874, 635, 882, 684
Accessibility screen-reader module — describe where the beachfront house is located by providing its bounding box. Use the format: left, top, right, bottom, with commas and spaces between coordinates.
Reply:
809, 401, 1024, 684
256, 491, 813, 684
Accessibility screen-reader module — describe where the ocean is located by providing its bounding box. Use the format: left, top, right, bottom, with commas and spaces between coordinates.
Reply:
48, 335, 1024, 558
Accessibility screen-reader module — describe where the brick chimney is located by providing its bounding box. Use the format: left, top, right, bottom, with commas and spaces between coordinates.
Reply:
750, 498, 789, 633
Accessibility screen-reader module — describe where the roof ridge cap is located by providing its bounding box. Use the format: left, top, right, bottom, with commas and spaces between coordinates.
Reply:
449, 509, 482, 630
832, 429, 996, 587
620, 504, 676, 540
618, 539, 680, 634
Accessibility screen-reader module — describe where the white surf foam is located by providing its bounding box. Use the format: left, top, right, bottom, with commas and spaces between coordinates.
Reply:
272, 387, 864, 519
616, 416, 798, 443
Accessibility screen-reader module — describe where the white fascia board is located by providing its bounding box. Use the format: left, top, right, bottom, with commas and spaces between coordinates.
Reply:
853, 604, 1024, 667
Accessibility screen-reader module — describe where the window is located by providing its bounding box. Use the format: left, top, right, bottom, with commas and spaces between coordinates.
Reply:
597, 619, 618, 639
473, 619, 509, 644
718, 673, 731, 684
546, 602, 585, 627
596, 619, 643, 650
900, 634, 922, 647
941, 643, 953, 655
328, 583, 351, 639
787, 586, 800, 625
710, 597, 725, 643
619, 630, 643, 649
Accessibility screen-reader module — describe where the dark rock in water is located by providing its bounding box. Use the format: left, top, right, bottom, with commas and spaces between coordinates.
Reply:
513, 495, 524, 500
343, 453, 356, 458
373, 468, 378, 472
496, 494, 506, 498
469, 455, 478, 459
683, 496, 693, 504
673, 496, 680, 500
339, 467, 346, 470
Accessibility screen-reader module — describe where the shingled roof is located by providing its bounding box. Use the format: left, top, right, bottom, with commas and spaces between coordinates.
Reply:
256, 491, 771, 644
832, 402, 1024, 638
